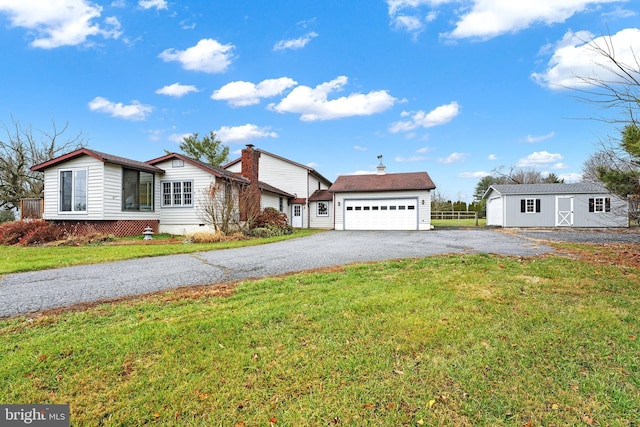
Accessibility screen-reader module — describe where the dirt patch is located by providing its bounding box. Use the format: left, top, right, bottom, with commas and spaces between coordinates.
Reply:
552, 242, 640, 271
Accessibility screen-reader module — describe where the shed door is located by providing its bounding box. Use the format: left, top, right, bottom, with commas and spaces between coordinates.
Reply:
556, 196, 574, 227
344, 198, 417, 230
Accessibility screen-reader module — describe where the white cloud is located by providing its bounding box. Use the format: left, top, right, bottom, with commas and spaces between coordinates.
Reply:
273, 31, 318, 51
268, 76, 396, 121
215, 124, 278, 143
532, 28, 640, 89
159, 38, 234, 73
516, 151, 563, 167
438, 152, 468, 164
559, 172, 582, 182
212, 77, 297, 107
416, 146, 433, 154
353, 145, 368, 151
138, 0, 167, 10
488, 154, 497, 160
0, 0, 122, 48
88, 96, 152, 121
395, 156, 426, 162
392, 15, 425, 33
389, 101, 460, 133
168, 133, 191, 144
458, 171, 491, 178
523, 131, 555, 143
445, 0, 620, 41
155, 83, 198, 97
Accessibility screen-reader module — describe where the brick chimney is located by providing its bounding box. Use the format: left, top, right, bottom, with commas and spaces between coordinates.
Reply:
240, 144, 261, 222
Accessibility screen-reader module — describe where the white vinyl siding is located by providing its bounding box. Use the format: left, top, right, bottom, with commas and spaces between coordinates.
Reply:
309, 201, 333, 229
42, 156, 105, 220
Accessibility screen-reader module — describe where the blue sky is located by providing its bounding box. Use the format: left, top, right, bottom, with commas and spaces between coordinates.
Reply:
1, 0, 639, 203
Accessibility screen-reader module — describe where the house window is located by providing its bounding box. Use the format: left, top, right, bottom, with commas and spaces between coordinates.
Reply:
317, 201, 328, 216
123, 169, 154, 211
161, 180, 193, 207
59, 169, 87, 212
521, 198, 541, 213
589, 197, 611, 213
279, 197, 284, 212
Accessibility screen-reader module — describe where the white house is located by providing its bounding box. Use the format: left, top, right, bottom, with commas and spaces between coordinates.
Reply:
483, 183, 629, 228
329, 162, 436, 231
31, 149, 250, 236
223, 145, 333, 229
31, 146, 331, 235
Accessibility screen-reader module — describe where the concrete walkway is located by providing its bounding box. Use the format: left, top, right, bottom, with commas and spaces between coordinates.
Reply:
0, 229, 552, 317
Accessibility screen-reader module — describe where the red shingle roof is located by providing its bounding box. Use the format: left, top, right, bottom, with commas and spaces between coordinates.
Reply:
309, 189, 333, 201
329, 172, 436, 193
146, 152, 248, 183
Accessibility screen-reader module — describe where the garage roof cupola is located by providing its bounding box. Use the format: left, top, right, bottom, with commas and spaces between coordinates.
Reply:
376, 155, 386, 175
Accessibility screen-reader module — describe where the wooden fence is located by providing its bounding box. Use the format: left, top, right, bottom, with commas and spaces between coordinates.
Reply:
20, 198, 43, 220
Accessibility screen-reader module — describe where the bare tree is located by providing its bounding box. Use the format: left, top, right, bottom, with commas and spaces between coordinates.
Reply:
0, 118, 85, 210
197, 181, 262, 234
197, 181, 239, 234
493, 166, 552, 184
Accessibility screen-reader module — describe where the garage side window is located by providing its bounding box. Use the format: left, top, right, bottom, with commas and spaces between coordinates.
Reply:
317, 201, 329, 216
520, 198, 540, 213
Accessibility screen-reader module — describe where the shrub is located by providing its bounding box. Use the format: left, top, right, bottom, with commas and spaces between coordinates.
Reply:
253, 207, 289, 229
190, 231, 227, 243
0, 220, 65, 246
246, 223, 293, 238
0, 210, 15, 224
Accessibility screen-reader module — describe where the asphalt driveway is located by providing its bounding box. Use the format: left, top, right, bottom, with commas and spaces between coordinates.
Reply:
0, 229, 552, 318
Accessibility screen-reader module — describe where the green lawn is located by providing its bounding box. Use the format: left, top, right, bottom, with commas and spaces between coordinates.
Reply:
1, 252, 638, 426
0, 228, 322, 275
431, 218, 487, 227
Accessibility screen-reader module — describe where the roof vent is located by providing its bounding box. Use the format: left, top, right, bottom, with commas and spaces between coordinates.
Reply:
376, 155, 386, 175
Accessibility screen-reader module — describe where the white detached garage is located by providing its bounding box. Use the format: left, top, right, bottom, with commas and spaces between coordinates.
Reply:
329, 167, 436, 231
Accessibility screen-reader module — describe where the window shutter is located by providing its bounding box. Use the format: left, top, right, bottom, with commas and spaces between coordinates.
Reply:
589, 198, 594, 213
520, 199, 526, 213
535, 199, 541, 213
605, 198, 611, 212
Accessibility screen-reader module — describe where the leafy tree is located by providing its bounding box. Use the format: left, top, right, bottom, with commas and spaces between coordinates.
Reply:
0, 118, 85, 210
592, 124, 640, 198
473, 175, 509, 201
542, 173, 565, 183
177, 131, 229, 166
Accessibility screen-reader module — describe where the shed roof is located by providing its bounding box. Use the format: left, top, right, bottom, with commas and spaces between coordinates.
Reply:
31, 148, 164, 174
484, 183, 610, 198
329, 172, 436, 193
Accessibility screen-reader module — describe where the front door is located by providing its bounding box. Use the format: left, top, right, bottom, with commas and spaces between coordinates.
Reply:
556, 196, 574, 227
292, 204, 303, 228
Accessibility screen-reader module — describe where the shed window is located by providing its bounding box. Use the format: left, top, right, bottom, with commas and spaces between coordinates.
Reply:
521, 198, 540, 213
589, 197, 611, 213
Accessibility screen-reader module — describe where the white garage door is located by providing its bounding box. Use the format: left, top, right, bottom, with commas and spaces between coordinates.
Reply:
344, 198, 418, 230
